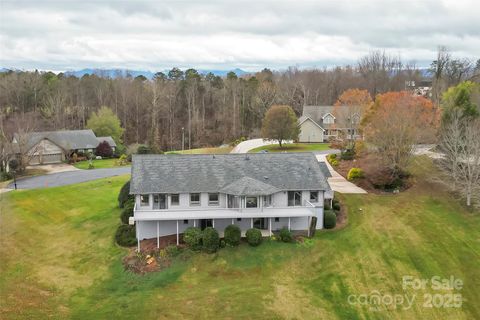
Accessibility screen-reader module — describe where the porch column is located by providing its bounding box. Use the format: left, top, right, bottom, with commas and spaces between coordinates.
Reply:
193, 219, 196, 227
269, 218, 272, 236
176, 220, 179, 245
251, 218, 253, 228
136, 221, 140, 252
156, 221, 159, 249
288, 217, 291, 231
212, 219, 215, 228
307, 216, 310, 237
232, 218, 234, 225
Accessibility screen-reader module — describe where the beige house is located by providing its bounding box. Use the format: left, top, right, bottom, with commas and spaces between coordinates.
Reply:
298, 105, 362, 143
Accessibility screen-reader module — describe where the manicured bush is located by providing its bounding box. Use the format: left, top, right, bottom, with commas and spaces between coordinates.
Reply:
183, 227, 202, 250
341, 149, 355, 160
118, 180, 134, 208
324, 210, 337, 229
333, 202, 341, 211
245, 228, 262, 246
347, 167, 364, 181
202, 227, 220, 253
330, 159, 339, 167
96, 141, 113, 157
278, 227, 293, 243
115, 224, 136, 247
120, 199, 134, 224
224, 224, 241, 246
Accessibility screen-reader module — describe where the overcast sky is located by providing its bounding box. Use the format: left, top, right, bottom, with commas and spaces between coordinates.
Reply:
0, 0, 479, 72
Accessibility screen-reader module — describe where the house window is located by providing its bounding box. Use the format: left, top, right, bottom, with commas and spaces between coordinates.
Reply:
140, 194, 149, 207
190, 193, 200, 206
263, 195, 272, 207
275, 217, 280, 222
171, 194, 179, 206
310, 191, 319, 202
183, 220, 189, 224
228, 195, 240, 208
237, 218, 242, 221
208, 193, 219, 206
246, 196, 258, 208
288, 191, 302, 206
324, 115, 334, 124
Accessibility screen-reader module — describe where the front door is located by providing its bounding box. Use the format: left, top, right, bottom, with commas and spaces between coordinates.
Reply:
253, 218, 267, 230
200, 219, 213, 230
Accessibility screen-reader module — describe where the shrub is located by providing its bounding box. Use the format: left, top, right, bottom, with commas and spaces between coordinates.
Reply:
117, 154, 128, 166
120, 198, 135, 224
202, 227, 220, 253
224, 224, 241, 246
333, 202, 341, 211
115, 224, 136, 247
245, 228, 262, 246
183, 227, 202, 250
165, 245, 181, 257
114, 143, 126, 158
278, 227, 293, 243
341, 149, 355, 160
118, 180, 134, 208
0, 171, 13, 181
347, 167, 364, 181
96, 141, 113, 157
330, 159, 339, 167
326, 153, 337, 162
324, 210, 337, 229
137, 144, 152, 154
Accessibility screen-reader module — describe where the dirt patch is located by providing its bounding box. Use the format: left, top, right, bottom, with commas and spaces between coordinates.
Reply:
123, 250, 172, 274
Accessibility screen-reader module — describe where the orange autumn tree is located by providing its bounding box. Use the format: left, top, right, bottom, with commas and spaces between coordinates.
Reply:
333, 89, 373, 151
363, 91, 439, 178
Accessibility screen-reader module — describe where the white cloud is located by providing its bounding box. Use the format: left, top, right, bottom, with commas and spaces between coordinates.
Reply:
0, 0, 478, 71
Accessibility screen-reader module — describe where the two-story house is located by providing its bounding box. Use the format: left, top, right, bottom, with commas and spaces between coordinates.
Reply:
130, 153, 333, 250
298, 105, 362, 143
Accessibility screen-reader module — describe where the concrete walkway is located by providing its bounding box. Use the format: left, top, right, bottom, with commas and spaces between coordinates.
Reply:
316, 154, 367, 194
231, 138, 292, 153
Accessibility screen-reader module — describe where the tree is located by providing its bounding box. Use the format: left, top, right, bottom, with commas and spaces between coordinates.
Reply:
363, 91, 439, 178
441, 81, 480, 121
96, 140, 113, 157
333, 88, 373, 151
261, 105, 300, 147
86, 106, 124, 143
439, 109, 480, 208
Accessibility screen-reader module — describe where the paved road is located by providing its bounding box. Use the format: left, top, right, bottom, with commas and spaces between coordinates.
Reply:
8, 167, 131, 189
231, 138, 292, 153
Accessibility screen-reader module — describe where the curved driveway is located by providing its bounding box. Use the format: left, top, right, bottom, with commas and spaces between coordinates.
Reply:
8, 167, 131, 189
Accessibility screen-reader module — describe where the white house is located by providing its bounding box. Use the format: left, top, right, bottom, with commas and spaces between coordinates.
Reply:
130, 153, 333, 250
298, 105, 362, 143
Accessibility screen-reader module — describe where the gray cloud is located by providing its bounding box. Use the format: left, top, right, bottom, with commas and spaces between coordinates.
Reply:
0, 0, 478, 71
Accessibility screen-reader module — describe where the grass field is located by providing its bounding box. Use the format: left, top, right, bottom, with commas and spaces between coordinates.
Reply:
1, 157, 479, 319
166, 146, 233, 154
249, 143, 331, 153
73, 158, 128, 169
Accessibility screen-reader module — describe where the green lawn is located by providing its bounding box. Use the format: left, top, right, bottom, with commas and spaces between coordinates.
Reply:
249, 143, 331, 153
166, 146, 233, 154
73, 158, 128, 169
1, 158, 479, 319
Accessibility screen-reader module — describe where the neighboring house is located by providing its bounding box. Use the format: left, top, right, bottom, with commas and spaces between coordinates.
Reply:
130, 153, 333, 249
12, 129, 99, 165
96, 136, 117, 152
298, 105, 362, 143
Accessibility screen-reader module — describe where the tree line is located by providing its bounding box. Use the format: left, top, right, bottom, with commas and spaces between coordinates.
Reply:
1, 49, 478, 152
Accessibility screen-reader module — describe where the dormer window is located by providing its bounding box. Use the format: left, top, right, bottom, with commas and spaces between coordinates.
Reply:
323, 113, 335, 124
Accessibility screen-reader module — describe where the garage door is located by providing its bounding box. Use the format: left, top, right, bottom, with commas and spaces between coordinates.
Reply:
41, 153, 63, 164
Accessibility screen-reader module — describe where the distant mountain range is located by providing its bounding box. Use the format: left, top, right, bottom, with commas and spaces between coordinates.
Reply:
62, 68, 249, 79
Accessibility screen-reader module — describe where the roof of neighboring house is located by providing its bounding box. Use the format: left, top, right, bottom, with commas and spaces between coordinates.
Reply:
97, 136, 117, 147
130, 153, 331, 195
14, 129, 99, 152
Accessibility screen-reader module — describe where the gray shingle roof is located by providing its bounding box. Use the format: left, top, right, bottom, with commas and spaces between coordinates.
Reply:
97, 136, 117, 147
318, 162, 332, 178
130, 153, 331, 194
15, 129, 99, 151
219, 176, 281, 196
301, 105, 355, 129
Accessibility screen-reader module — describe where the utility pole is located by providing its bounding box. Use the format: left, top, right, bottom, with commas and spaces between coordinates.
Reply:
181, 127, 185, 151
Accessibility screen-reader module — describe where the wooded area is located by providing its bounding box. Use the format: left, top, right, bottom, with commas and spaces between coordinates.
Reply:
1, 49, 479, 151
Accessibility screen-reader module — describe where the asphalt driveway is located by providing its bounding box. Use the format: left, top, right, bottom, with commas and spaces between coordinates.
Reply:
8, 167, 131, 189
